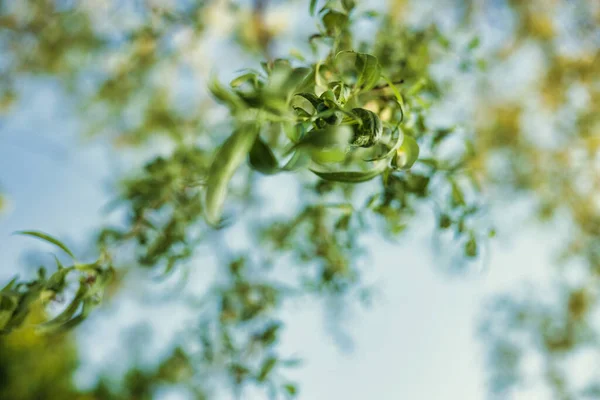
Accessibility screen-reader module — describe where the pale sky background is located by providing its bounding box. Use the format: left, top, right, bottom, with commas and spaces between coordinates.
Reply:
0, 0, 581, 399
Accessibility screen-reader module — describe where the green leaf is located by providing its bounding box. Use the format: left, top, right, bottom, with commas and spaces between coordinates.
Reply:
310, 0, 318, 15
0, 294, 17, 330
208, 77, 244, 110
392, 135, 419, 170
465, 234, 478, 257
15, 230, 75, 258
1, 277, 18, 292
342, 0, 356, 12
292, 126, 353, 151
322, 11, 348, 35
230, 72, 258, 88
350, 108, 382, 147
282, 151, 310, 171
258, 357, 277, 382
381, 75, 405, 114
451, 180, 466, 206
363, 130, 404, 161
468, 36, 480, 50
284, 383, 298, 396
249, 137, 279, 175
310, 161, 387, 183
295, 92, 321, 109
37, 283, 87, 333
310, 148, 348, 164
205, 125, 259, 226
355, 53, 381, 91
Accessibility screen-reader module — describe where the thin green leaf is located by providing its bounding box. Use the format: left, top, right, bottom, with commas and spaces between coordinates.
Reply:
310, 0, 318, 15
205, 125, 259, 226
310, 161, 387, 183
230, 72, 258, 88
258, 357, 277, 382
381, 75, 405, 115
15, 231, 75, 258
451, 180, 466, 206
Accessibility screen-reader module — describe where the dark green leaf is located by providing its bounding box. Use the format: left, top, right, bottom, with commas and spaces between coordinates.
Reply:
15, 230, 75, 258
249, 137, 279, 175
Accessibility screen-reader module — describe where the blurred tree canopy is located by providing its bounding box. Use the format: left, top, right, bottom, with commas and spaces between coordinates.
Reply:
0, 0, 598, 399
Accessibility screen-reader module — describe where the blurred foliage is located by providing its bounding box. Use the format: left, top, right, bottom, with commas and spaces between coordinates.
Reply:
0, 307, 197, 400
0, 0, 598, 399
